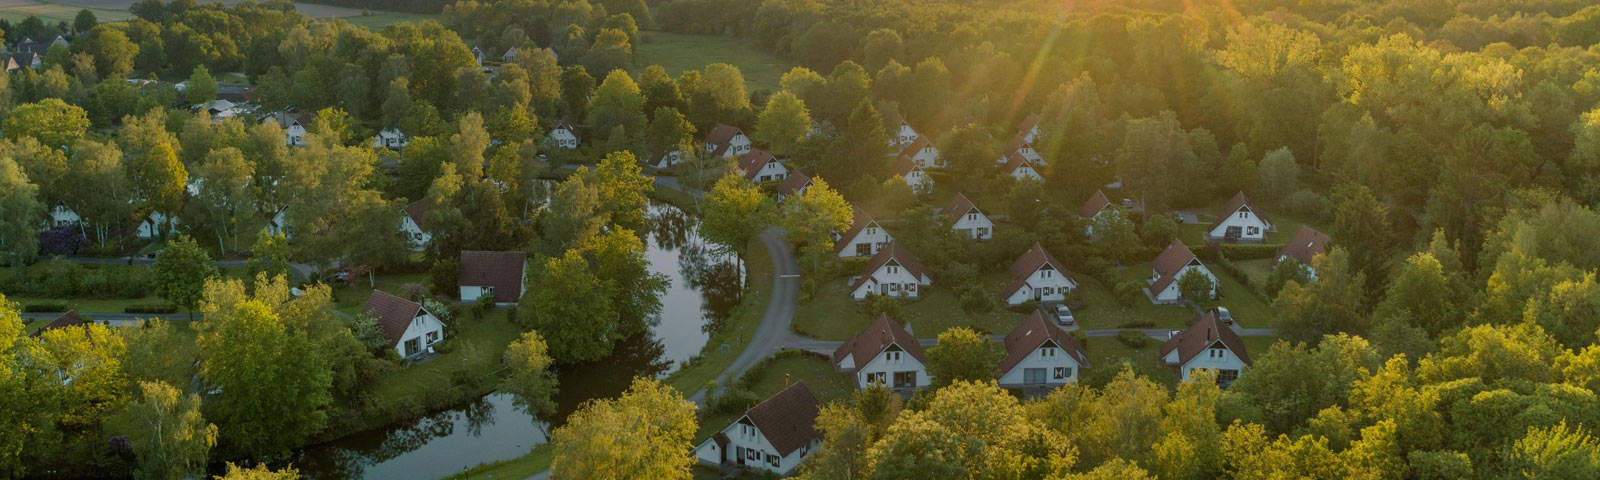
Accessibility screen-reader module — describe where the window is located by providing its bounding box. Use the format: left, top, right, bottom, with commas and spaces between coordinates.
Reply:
1238, 211, 1248, 218
868, 372, 886, 385
1054, 367, 1067, 380
1042, 269, 1052, 278
1024, 368, 1046, 384
856, 243, 871, 256
1247, 226, 1260, 235
746, 448, 760, 461
1217, 369, 1240, 386
1041, 347, 1056, 357
1210, 346, 1227, 359
403, 338, 421, 356
888, 265, 899, 275
426, 332, 438, 344
894, 371, 916, 388
887, 351, 902, 362
483, 285, 495, 296
768, 453, 779, 468
967, 213, 977, 221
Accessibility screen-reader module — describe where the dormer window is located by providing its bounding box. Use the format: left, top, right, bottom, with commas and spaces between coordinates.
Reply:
1041, 347, 1056, 357
887, 265, 899, 274
1238, 211, 1248, 219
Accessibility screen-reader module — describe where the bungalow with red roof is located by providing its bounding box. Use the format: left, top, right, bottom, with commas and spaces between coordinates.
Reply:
401, 199, 433, 251
893, 154, 932, 193
740, 150, 788, 183
29, 311, 89, 338
1078, 190, 1113, 239
361, 290, 447, 359
693, 382, 822, 474
1147, 239, 1217, 304
775, 170, 813, 202
1018, 112, 1041, 144
705, 124, 753, 158
1002, 152, 1043, 182
849, 243, 932, 300
1275, 226, 1331, 280
835, 209, 892, 258
887, 118, 919, 148
898, 137, 941, 169
1161, 311, 1250, 385
996, 133, 1044, 166
1003, 242, 1078, 306
834, 314, 930, 391
997, 311, 1089, 390
458, 250, 528, 306
942, 193, 992, 240
1207, 192, 1273, 243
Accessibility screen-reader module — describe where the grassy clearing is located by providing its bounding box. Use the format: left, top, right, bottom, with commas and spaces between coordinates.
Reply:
329, 272, 431, 316
1081, 334, 1177, 387
636, 31, 791, 92
1235, 258, 1273, 287
337, 10, 439, 29
362, 315, 521, 409
695, 351, 853, 442
0, 2, 129, 24
1071, 275, 1193, 331
444, 444, 554, 480
791, 273, 1025, 341
1207, 270, 1274, 328
9, 295, 166, 314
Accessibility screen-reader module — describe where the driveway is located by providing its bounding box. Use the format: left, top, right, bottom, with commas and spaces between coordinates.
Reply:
686, 226, 799, 405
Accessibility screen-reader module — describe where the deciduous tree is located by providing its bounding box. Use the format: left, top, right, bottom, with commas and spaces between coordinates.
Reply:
550, 378, 697, 479
113, 381, 217, 480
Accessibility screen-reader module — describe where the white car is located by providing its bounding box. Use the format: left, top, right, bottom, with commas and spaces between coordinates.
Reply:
1055, 305, 1075, 326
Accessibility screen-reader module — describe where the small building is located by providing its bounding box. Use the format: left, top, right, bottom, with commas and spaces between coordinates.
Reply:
705, 124, 752, 158
997, 134, 1043, 165
501, 46, 520, 63
548, 123, 579, 150
29, 311, 89, 338
775, 170, 813, 202
833, 314, 930, 391
893, 154, 932, 193
374, 128, 408, 149
401, 200, 434, 251
1147, 239, 1217, 304
942, 193, 992, 240
1207, 192, 1273, 243
361, 290, 447, 359
898, 137, 941, 169
693, 382, 822, 474
849, 243, 932, 300
997, 310, 1089, 391
649, 150, 683, 169
458, 250, 528, 306
48, 205, 80, 229
739, 150, 788, 183
1003, 242, 1078, 306
1160, 311, 1251, 385
1275, 226, 1331, 280
1078, 190, 1113, 239
1002, 152, 1043, 182
888, 120, 919, 148
264, 111, 309, 147
834, 209, 892, 258
471, 46, 486, 66
1018, 112, 1041, 144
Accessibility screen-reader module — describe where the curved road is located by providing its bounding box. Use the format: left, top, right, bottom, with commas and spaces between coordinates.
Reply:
688, 227, 800, 404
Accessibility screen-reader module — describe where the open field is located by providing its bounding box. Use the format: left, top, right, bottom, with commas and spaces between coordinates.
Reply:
0, 0, 433, 27
0, 0, 126, 23
636, 31, 791, 92
1080, 334, 1178, 387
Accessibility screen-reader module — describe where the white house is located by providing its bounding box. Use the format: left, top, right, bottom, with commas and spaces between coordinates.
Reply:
401, 200, 433, 251
898, 137, 941, 168
1078, 190, 1112, 239
833, 314, 930, 391
362, 290, 447, 359
471, 46, 486, 66
501, 46, 519, 63
888, 121, 919, 148
548, 123, 579, 150
775, 170, 813, 202
693, 382, 822, 474
1019, 112, 1041, 144
1002, 152, 1043, 181
458, 250, 528, 306
893, 155, 932, 193
48, 205, 80, 229
739, 150, 788, 183
997, 134, 1043, 165
997, 311, 1089, 391
374, 128, 408, 149
265, 112, 309, 147
1160, 311, 1250, 385
649, 150, 683, 169
1003, 242, 1078, 306
942, 193, 992, 240
1207, 192, 1273, 243
705, 124, 752, 158
849, 243, 932, 300
1275, 226, 1331, 281
1147, 239, 1218, 304
834, 209, 892, 258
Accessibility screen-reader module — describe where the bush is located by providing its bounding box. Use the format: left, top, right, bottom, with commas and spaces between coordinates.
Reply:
23, 302, 68, 313
709, 387, 761, 415
960, 286, 994, 313
1113, 280, 1148, 307
1283, 189, 1330, 223
1070, 331, 1089, 350
124, 303, 178, 314
1116, 330, 1149, 348
1218, 244, 1282, 260
428, 259, 461, 299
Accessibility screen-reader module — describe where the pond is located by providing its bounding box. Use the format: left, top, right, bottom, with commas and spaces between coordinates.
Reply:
294, 200, 741, 479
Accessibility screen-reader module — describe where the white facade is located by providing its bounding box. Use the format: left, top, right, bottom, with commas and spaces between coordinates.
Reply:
902, 166, 932, 193
850, 261, 930, 300
747, 159, 788, 183
694, 419, 818, 474
653, 150, 683, 169
846, 347, 930, 390
1164, 342, 1245, 383
395, 310, 446, 359
374, 129, 409, 149
908, 144, 941, 168
400, 214, 431, 251
1005, 265, 1077, 306
889, 124, 919, 148
709, 132, 752, 158
459, 285, 496, 304
548, 127, 579, 150
837, 223, 892, 258
997, 342, 1083, 387
951, 210, 993, 240
48, 205, 79, 228
1009, 163, 1043, 181
1149, 264, 1218, 304
1208, 210, 1271, 243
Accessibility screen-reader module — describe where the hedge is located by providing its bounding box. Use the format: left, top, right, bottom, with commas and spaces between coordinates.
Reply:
1116, 330, 1150, 348
1218, 243, 1283, 260
124, 304, 179, 314
22, 303, 68, 313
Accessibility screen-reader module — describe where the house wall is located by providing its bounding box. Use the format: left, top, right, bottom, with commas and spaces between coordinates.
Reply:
400, 216, 431, 251
1005, 269, 1076, 306
854, 349, 930, 390
904, 169, 932, 192
1179, 346, 1245, 382
752, 161, 788, 183
1207, 210, 1271, 243
394, 312, 445, 358
951, 212, 993, 240
550, 130, 578, 149
1150, 265, 1218, 304
727, 135, 752, 157
285, 125, 306, 147
836, 224, 892, 258
694, 420, 815, 474
460, 285, 492, 304
1276, 256, 1320, 281
912, 146, 941, 168
50, 205, 79, 227
851, 264, 927, 300
997, 345, 1082, 387
890, 125, 919, 147
1011, 165, 1042, 181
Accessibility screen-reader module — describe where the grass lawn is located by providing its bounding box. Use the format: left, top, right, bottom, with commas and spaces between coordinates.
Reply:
791, 273, 1025, 341
364, 315, 521, 405
1080, 334, 1177, 387
1203, 271, 1275, 328
337, 10, 439, 29
636, 31, 791, 92
444, 444, 553, 480
1071, 276, 1193, 331
1235, 258, 1273, 287
0, 2, 129, 24
330, 272, 431, 316
665, 237, 773, 396
695, 351, 853, 443
9, 295, 166, 314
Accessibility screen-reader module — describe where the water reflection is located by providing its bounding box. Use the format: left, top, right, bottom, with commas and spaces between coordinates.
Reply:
293, 394, 547, 480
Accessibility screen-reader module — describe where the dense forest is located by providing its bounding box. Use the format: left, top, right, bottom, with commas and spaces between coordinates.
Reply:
2, 0, 1600, 478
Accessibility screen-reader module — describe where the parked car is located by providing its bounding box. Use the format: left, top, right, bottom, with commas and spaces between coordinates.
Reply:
1213, 306, 1234, 326
1055, 304, 1075, 326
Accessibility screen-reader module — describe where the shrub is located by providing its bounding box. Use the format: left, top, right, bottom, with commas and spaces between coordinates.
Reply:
862, 293, 903, 319
709, 388, 761, 415
23, 302, 68, 313
1070, 331, 1089, 350
1113, 280, 1148, 307
1283, 189, 1330, 223
1218, 244, 1282, 260
1116, 330, 1149, 348
959, 286, 994, 313
428, 259, 461, 299
124, 303, 178, 314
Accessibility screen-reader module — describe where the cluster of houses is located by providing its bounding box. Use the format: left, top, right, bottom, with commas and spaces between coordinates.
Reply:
355, 250, 528, 359
3, 35, 67, 72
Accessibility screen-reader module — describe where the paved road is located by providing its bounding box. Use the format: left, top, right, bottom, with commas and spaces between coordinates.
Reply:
687, 227, 798, 405
783, 328, 1279, 355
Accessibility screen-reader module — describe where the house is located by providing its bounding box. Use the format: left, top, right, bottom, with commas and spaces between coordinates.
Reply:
1002, 152, 1043, 181
705, 124, 752, 158
649, 150, 683, 169
48, 205, 80, 229
849, 243, 932, 300
942, 193, 992, 240
548, 123, 579, 150
693, 382, 822, 474
1160, 311, 1251, 385
833, 314, 931, 391
775, 170, 813, 202
458, 251, 528, 306
998, 134, 1044, 165
898, 137, 941, 168
1018, 112, 1041, 144
1079, 190, 1113, 239
501, 46, 519, 63
1147, 239, 1218, 304
1003, 242, 1078, 306
887, 120, 919, 148
893, 155, 932, 193
1207, 192, 1273, 243
361, 290, 447, 359
401, 200, 434, 251
29, 311, 89, 338
740, 150, 788, 183
1275, 226, 1331, 280
374, 128, 408, 149
834, 209, 892, 258
471, 46, 486, 66
264, 111, 309, 146
997, 311, 1089, 391
135, 211, 176, 240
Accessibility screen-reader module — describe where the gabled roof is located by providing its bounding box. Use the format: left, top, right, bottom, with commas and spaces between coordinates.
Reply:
776, 170, 812, 197
362, 290, 426, 345
403, 199, 433, 231
1078, 190, 1111, 218
1002, 133, 1030, 156
459, 251, 528, 303
849, 243, 931, 292
29, 311, 88, 338
1003, 242, 1075, 298
898, 137, 932, 158
893, 154, 921, 177
1208, 191, 1268, 231
739, 150, 779, 180
1002, 152, 1036, 175
705, 124, 744, 156
1148, 239, 1201, 296
1018, 113, 1041, 135
833, 208, 880, 254
550, 122, 578, 140
833, 314, 927, 366
942, 193, 981, 223
998, 311, 1089, 375
1276, 226, 1331, 266
742, 382, 822, 457
1160, 311, 1251, 366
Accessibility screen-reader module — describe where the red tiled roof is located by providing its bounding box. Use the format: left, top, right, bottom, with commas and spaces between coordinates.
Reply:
848, 243, 931, 293
942, 193, 978, 223
743, 382, 822, 456
362, 290, 425, 345
898, 137, 931, 160
1003, 242, 1076, 298
997, 310, 1089, 375
1078, 190, 1110, 218
1160, 311, 1251, 365
1002, 152, 1035, 175
1148, 239, 1200, 296
705, 124, 743, 156
740, 150, 778, 180
29, 311, 87, 338
1208, 191, 1268, 232
833, 208, 878, 254
1276, 226, 1330, 266
404, 199, 433, 231
1018, 113, 1041, 136
893, 153, 920, 177
459, 251, 527, 303
832, 314, 927, 366
1002, 133, 1029, 156
776, 170, 812, 197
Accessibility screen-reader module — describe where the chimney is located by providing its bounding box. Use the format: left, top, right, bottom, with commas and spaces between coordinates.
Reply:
784, 373, 791, 388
